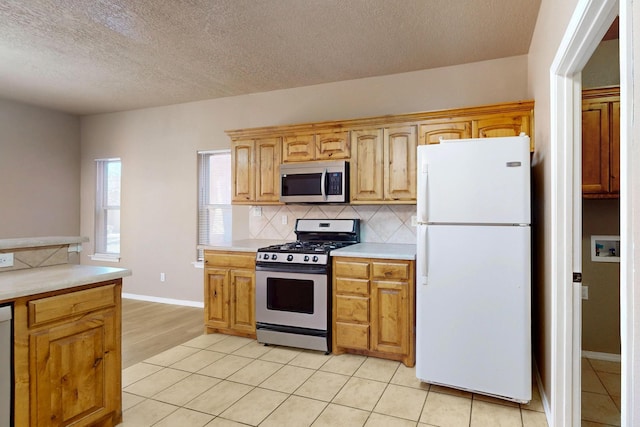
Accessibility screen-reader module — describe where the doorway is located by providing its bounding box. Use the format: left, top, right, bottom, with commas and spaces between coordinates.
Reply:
580, 33, 621, 424
549, 0, 627, 426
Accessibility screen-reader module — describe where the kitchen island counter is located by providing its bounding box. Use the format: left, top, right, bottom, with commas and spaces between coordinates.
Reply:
0, 264, 131, 303
331, 242, 416, 260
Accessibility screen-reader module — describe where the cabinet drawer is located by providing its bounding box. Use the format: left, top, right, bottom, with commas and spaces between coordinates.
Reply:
372, 262, 409, 280
335, 278, 369, 296
336, 322, 369, 350
28, 284, 116, 327
336, 295, 369, 323
205, 251, 255, 269
334, 260, 369, 279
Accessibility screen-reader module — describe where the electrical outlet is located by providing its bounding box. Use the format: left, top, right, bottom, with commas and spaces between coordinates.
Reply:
0, 253, 14, 268
160, 272, 166, 282
411, 216, 418, 227
252, 207, 262, 217
282, 215, 288, 225
581, 285, 588, 300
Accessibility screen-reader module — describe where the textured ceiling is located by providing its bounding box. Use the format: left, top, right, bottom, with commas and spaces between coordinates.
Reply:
0, 0, 542, 115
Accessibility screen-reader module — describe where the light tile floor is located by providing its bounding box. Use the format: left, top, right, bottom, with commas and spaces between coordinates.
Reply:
581, 357, 622, 427
119, 333, 548, 427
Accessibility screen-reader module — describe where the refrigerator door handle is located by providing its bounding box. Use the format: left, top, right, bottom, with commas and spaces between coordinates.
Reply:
417, 225, 428, 286
417, 161, 428, 223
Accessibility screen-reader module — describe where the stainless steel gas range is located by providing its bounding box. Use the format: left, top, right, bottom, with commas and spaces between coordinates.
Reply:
255, 218, 360, 353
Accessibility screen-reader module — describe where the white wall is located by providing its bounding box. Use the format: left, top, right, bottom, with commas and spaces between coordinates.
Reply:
80, 55, 529, 304
0, 98, 80, 238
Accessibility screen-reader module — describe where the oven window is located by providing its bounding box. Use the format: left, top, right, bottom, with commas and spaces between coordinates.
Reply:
282, 173, 322, 196
266, 277, 314, 314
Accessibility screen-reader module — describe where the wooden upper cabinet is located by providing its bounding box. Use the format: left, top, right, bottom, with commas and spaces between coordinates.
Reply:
351, 125, 417, 203
472, 114, 530, 138
351, 129, 384, 202
283, 134, 315, 162
231, 137, 282, 204
580, 86, 620, 198
316, 131, 350, 160
282, 131, 350, 162
611, 101, 620, 193
582, 101, 610, 194
231, 140, 255, 203
255, 138, 281, 202
227, 100, 534, 205
384, 125, 417, 201
419, 121, 471, 145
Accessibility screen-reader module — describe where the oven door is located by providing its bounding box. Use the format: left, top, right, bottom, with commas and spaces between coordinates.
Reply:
255, 268, 328, 331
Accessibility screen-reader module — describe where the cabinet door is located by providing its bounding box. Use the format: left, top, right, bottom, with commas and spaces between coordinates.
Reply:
31, 309, 118, 426
283, 134, 315, 162
230, 269, 255, 334
384, 125, 417, 201
610, 101, 620, 193
316, 131, 350, 160
350, 129, 384, 201
582, 102, 610, 194
205, 268, 230, 328
419, 121, 471, 145
231, 140, 255, 203
370, 280, 408, 355
472, 115, 530, 138
255, 138, 281, 202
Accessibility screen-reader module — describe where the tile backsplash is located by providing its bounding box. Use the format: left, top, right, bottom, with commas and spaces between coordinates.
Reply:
249, 205, 417, 244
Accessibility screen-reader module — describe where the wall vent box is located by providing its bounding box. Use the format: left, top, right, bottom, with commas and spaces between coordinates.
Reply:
591, 235, 620, 263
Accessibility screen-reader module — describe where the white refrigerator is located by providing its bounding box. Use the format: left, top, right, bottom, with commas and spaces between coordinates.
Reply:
415, 135, 532, 403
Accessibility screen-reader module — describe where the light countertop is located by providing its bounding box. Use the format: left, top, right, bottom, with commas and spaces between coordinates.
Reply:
0, 236, 89, 250
199, 239, 288, 253
331, 243, 416, 260
0, 264, 132, 303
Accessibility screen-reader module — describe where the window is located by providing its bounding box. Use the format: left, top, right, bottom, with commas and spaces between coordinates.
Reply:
198, 150, 231, 260
94, 158, 121, 260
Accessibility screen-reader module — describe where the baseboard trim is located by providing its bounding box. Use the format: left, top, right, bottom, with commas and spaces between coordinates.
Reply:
122, 293, 204, 308
581, 350, 621, 362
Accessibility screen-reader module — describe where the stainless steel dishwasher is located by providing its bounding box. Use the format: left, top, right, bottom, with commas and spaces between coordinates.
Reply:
0, 305, 12, 427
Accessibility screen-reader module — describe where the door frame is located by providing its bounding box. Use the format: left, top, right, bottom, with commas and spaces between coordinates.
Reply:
549, 0, 627, 426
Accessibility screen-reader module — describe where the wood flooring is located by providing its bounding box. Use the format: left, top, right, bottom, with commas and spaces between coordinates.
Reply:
121, 298, 204, 369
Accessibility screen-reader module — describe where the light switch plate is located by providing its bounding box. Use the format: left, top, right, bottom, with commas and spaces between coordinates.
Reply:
0, 253, 14, 268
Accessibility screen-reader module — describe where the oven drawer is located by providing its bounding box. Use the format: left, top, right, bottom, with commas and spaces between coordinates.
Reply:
336, 295, 369, 323
336, 322, 369, 350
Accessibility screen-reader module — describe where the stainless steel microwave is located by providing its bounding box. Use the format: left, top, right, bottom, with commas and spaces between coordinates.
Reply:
280, 160, 349, 203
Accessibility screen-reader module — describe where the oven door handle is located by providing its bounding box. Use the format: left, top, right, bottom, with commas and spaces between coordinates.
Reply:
256, 264, 328, 274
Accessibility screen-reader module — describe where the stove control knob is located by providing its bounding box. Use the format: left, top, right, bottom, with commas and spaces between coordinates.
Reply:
287, 254, 294, 261
271, 254, 277, 260
312, 256, 319, 262
263, 254, 270, 260
304, 255, 309, 262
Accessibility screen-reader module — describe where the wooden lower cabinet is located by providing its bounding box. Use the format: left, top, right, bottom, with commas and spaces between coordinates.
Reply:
204, 250, 256, 338
332, 257, 415, 366
13, 281, 123, 427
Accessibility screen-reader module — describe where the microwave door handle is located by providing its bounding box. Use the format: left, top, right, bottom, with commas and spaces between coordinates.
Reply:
321, 169, 327, 200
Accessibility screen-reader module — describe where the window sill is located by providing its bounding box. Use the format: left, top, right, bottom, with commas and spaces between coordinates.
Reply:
90, 254, 120, 263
